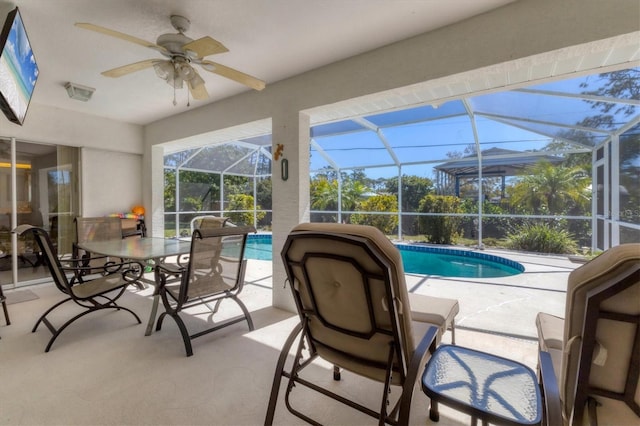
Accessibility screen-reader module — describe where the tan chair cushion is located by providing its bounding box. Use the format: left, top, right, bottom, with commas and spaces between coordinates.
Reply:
409, 293, 458, 337
289, 223, 417, 383
553, 243, 640, 420
536, 312, 564, 351
586, 396, 640, 426
559, 244, 640, 409
287, 223, 459, 385
536, 312, 564, 383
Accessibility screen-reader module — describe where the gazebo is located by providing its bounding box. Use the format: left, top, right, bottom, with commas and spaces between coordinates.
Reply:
433, 147, 564, 198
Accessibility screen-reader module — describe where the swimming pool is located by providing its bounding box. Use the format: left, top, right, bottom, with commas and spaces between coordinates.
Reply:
245, 234, 523, 278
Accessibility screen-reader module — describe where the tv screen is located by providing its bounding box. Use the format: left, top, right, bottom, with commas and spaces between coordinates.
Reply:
0, 7, 38, 125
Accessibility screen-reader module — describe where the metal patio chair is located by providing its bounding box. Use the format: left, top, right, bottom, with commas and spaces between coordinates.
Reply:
73, 217, 133, 281
154, 225, 256, 357
14, 224, 143, 352
265, 223, 459, 425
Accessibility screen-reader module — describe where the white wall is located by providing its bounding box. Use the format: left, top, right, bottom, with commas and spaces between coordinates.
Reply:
80, 148, 142, 217
1, 103, 143, 153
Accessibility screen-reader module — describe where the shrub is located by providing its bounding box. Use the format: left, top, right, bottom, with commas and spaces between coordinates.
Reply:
350, 194, 398, 235
225, 194, 266, 226
418, 195, 462, 244
506, 222, 578, 254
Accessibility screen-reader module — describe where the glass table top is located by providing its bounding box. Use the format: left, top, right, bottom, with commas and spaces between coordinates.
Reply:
422, 344, 542, 425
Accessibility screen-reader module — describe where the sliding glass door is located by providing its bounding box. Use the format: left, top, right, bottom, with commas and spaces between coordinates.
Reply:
0, 138, 79, 288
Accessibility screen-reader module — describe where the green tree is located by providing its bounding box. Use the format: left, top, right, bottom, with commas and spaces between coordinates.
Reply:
164, 170, 221, 212
310, 172, 369, 218
351, 194, 399, 234
382, 175, 434, 212
225, 194, 266, 226
311, 177, 339, 210
508, 161, 590, 215
418, 195, 463, 244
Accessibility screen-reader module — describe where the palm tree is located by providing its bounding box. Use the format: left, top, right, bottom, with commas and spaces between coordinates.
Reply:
509, 161, 590, 215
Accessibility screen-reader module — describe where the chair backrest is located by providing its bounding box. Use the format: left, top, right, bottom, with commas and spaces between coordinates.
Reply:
14, 224, 72, 295
281, 222, 415, 385
189, 216, 229, 235
178, 225, 255, 305
560, 243, 640, 424
75, 216, 123, 242
74, 217, 123, 270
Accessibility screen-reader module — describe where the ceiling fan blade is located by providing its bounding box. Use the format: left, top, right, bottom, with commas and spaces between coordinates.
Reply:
183, 36, 228, 58
75, 23, 169, 55
200, 60, 266, 91
102, 59, 159, 78
188, 70, 208, 100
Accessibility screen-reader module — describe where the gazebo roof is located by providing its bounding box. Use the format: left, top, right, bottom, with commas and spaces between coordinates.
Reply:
433, 147, 564, 177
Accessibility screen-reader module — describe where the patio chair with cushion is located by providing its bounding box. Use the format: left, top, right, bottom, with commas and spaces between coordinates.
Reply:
536, 243, 640, 426
264, 222, 459, 425
154, 225, 256, 357
14, 224, 143, 352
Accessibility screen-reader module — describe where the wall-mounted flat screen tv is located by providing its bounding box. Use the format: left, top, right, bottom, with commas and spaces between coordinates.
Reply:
0, 7, 38, 125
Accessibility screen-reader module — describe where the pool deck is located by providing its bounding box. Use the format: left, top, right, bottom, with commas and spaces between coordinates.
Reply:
245, 245, 578, 340
399, 246, 576, 339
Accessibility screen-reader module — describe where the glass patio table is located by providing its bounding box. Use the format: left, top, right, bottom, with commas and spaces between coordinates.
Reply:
422, 344, 542, 426
76, 237, 192, 336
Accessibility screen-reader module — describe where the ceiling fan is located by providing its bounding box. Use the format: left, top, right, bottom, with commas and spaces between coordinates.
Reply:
75, 15, 265, 103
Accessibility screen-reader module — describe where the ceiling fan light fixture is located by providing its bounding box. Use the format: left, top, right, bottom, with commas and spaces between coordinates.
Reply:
177, 62, 195, 80
167, 75, 184, 89
64, 82, 95, 102
153, 61, 174, 80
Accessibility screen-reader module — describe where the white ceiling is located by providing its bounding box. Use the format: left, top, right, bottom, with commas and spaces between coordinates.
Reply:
17, 0, 515, 126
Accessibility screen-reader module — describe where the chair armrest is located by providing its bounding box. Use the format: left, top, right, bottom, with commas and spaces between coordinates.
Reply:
398, 325, 439, 425
539, 350, 563, 426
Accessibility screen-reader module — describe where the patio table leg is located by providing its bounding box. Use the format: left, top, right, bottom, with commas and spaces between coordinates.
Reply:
145, 293, 160, 336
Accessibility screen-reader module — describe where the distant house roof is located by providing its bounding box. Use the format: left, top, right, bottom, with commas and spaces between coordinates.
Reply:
434, 147, 564, 177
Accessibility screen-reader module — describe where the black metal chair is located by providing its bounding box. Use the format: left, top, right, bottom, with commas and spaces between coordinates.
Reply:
13, 224, 143, 352
0, 281, 8, 340
154, 225, 256, 357
73, 216, 143, 286
0, 284, 8, 326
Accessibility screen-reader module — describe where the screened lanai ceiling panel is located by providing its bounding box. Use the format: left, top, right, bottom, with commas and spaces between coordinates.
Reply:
168, 68, 639, 178
311, 120, 366, 138
311, 130, 393, 169
482, 116, 609, 149
240, 134, 273, 148
164, 148, 201, 167
226, 150, 272, 176
183, 144, 255, 172
381, 116, 476, 164
470, 91, 624, 131
364, 101, 468, 127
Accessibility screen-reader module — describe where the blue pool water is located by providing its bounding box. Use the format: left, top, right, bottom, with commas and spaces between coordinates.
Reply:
245, 234, 523, 278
